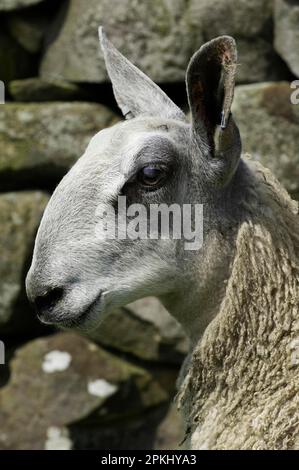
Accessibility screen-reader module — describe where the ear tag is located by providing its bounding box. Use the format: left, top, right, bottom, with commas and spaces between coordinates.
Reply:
220, 110, 226, 130
122, 105, 134, 120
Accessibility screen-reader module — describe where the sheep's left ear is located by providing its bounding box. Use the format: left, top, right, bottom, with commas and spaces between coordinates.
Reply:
99, 27, 185, 122
186, 36, 241, 184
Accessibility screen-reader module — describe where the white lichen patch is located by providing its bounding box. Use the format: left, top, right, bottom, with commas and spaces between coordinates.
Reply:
17, 110, 34, 123
45, 426, 72, 450
87, 379, 118, 398
42, 350, 72, 373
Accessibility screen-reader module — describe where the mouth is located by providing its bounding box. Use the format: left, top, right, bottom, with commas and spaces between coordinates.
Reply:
66, 292, 105, 329
39, 291, 105, 330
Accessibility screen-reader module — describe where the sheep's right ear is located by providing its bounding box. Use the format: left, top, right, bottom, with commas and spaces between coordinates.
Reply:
99, 27, 185, 122
186, 36, 241, 184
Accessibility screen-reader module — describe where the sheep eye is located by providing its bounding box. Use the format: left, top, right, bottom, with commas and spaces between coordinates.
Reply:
138, 166, 166, 189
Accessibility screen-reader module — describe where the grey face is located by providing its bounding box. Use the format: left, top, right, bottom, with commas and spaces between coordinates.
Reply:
26, 30, 241, 331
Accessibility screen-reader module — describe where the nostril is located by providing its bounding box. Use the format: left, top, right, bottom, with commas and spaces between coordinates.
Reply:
34, 287, 64, 314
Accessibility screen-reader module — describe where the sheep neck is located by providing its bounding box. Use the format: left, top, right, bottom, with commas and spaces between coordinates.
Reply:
176, 163, 299, 449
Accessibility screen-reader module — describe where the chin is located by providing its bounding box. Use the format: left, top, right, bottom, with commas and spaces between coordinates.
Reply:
45, 289, 140, 332
71, 300, 111, 332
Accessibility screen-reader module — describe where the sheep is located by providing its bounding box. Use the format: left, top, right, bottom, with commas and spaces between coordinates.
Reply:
26, 30, 299, 449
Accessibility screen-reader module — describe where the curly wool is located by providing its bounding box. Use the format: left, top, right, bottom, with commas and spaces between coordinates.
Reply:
177, 158, 299, 450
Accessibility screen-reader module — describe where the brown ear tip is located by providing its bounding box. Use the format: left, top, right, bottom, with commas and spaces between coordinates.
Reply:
221, 36, 237, 53
203, 35, 237, 62
218, 35, 236, 46
215, 35, 237, 54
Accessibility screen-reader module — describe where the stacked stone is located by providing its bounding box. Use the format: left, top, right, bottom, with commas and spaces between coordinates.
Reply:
0, 0, 298, 450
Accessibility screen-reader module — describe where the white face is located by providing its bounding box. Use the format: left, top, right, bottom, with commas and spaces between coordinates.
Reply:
26, 31, 240, 333
26, 117, 193, 331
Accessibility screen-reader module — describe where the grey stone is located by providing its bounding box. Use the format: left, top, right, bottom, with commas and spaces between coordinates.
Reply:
91, 297, 189, 364
40, 0, 199, 83
274, 0, 299, 77
0, 0, 45, 11
0, 191, 49, 335
127, 297, 189, 357
190, 0, 288, 84
0, 332, 169, 449
40, 0, 279, 85
189, 0, 274, 38
0, 102, 120, 190
232, 82, 299, 199
235, 38, 287, 84
9, 78, 91, 102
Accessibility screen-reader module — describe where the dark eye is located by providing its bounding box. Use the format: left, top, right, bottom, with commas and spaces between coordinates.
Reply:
137, 166, 166, 189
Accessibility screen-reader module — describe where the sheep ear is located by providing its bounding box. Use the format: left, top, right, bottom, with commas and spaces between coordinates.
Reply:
99, 27, 185, 121
186, 36, 241, 182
